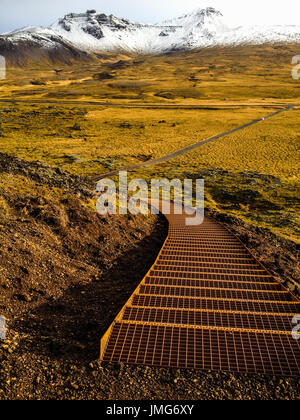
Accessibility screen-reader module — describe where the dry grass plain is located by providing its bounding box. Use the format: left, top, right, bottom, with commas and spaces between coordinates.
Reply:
0, 44, 299, 241
1, 44, 300, 104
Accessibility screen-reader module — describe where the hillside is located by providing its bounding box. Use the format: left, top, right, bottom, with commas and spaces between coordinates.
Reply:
0, 153, 299, 399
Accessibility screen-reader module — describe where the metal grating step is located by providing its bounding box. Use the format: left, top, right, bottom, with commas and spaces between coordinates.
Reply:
161, 251, 250, 257
157, 256, 258, 264
102, 322, 300, 376
132, 294, 300, 314
150, 269, 272, 280
144, 277, 281, 291
100, 212, 300, 376
138, 285, 291, 301
154, 263, 266, 273
123, 307, 297, 333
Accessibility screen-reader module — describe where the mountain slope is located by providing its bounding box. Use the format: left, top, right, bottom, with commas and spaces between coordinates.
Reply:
0, 26, 91, 65
1, 7, 300, 62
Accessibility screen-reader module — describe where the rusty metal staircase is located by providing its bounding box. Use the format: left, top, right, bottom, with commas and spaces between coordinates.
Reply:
100, 211, 300, 376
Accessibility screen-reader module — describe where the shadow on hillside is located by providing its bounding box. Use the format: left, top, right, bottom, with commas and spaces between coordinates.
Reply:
13, 216, 168, 364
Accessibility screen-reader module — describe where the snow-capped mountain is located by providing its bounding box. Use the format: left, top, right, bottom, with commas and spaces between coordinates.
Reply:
1, 7, 300, 63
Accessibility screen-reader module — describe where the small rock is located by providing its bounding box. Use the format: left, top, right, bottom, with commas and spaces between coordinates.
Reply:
287, 282, 296, 293
71, 123, 81, 131
16, 293, 32, 302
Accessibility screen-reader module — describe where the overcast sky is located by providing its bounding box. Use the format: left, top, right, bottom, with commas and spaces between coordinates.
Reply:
1, 0, 300, 34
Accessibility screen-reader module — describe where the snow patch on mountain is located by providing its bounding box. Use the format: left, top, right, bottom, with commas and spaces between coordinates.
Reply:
1, 7, 300, 55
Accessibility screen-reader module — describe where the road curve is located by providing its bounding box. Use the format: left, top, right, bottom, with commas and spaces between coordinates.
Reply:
100, 206, 300, 376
